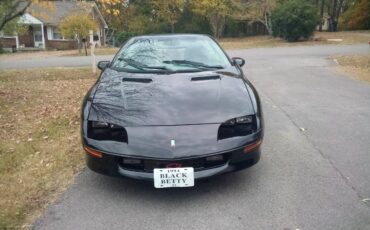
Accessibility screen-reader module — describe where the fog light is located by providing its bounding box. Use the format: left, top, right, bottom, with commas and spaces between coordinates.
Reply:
123, 158, 141, 164
206, 155, 223, 162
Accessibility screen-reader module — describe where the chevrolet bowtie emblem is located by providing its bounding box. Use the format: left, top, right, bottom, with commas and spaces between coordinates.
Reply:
170, 139, 176, 148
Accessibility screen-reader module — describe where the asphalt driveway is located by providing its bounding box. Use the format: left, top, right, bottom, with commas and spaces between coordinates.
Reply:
22, 44, 370, 229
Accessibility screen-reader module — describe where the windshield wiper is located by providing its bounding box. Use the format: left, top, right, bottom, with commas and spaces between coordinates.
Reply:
118, 58, 170, 71
163, 60, 224, 70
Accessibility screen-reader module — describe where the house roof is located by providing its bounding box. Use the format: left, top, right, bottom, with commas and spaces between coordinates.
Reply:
26, 1, 108, 28
19, 13, 43, 25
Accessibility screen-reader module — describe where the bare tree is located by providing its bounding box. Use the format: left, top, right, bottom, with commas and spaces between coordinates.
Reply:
327, 0, 345, 31
231, 0, 277, 35
192, 0, 232, 38
151, 0, 184, 33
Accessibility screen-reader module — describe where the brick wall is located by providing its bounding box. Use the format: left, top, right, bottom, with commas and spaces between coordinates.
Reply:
0, 37, 16, 48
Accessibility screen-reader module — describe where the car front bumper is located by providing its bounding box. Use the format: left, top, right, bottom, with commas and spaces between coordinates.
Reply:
85, 144, 261, 181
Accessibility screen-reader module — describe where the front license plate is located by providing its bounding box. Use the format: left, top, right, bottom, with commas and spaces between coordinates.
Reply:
153, 167, 194, 188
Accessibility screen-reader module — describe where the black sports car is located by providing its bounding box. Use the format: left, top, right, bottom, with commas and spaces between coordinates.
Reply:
81, 34, 263, 188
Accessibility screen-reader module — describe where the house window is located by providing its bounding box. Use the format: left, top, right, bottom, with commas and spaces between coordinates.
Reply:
52, 27, 63, 40
47, 26, 64, 40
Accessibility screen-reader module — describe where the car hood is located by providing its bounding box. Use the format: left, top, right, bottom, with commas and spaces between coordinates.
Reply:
88, 68, 255, 126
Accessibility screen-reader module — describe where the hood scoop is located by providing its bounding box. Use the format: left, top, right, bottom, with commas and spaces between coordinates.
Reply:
122, 78, 152, 83
191, 75, 220, 82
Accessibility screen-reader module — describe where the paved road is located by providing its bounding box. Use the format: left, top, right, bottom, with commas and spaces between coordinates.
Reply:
30, 44, 370, 229
0, 44, 367, 70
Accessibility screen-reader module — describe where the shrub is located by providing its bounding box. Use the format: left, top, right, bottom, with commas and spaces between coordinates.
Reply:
271, 0, 319, 42
116, 32, 137, 46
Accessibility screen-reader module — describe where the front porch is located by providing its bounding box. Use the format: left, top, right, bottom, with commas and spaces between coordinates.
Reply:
18, 13, 45, 49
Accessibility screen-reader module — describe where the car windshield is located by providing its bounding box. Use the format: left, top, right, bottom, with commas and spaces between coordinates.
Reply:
111, 35, 231, 73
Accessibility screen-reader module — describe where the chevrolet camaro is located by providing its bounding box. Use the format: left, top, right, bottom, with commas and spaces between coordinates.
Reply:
81, 34, 263, 188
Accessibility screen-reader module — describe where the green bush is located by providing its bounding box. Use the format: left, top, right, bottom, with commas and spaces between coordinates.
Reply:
271, 0, 319, 42
144, 22, 171, 34
177, 14, 212, 35
116, 32, 137, 46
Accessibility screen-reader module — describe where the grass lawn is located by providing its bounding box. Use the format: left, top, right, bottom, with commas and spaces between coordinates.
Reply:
0, 68, 97, 229
61, 47, 120, 56
334, 54, 370, 83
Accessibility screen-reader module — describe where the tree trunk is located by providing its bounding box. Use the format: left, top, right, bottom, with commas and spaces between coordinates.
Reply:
264, 12, 272, 35
77, 39, 82, 54
209, 13, 225, 39
319, 0, 325, 31
331, 0, 338, 31
210, 20, 217, 38
84, 41, 87, 56
217, 16, 226, 38
170, 23, 175, 33
335, 0, 345, 22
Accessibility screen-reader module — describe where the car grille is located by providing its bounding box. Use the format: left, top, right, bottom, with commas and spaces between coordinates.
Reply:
118, 153, 229, 173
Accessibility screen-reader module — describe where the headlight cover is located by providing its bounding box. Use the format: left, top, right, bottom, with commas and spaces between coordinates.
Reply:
218, 115, 256, 140
88, 121, 128, 142
92, 121, 109, 128
223, 115, 253, 125
92, 121, 124, 129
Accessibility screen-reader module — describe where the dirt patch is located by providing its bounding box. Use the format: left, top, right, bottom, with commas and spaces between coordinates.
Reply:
334, 54, 370, 83
0, 68, 98, 229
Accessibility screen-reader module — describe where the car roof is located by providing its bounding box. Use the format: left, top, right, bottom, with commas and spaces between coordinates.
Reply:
131, 34, 212, 40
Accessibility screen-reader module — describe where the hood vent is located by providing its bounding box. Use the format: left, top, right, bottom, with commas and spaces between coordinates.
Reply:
122, 78, 152, 83
191, 75, 220, 81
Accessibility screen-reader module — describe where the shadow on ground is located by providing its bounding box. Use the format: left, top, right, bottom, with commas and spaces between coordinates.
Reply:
75, 165, 258, 203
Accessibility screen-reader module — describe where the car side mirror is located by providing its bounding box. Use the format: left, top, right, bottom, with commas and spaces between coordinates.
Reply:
97, 61, 110, 70
232, 57, 245, 67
